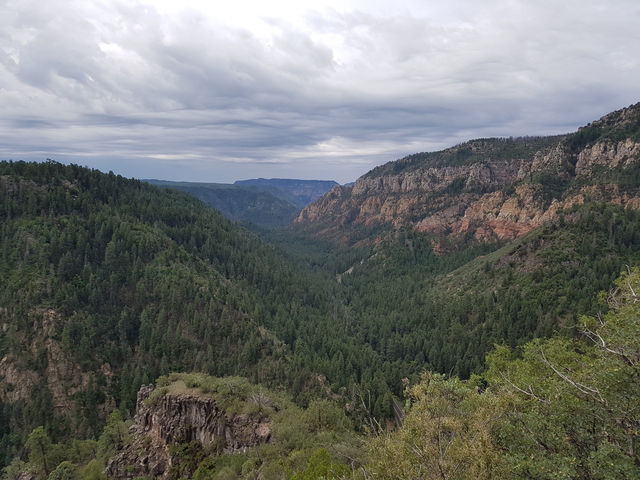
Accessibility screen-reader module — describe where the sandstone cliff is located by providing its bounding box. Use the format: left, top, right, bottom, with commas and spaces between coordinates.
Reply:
106, 383, 271, 479
296, 103, 640, 246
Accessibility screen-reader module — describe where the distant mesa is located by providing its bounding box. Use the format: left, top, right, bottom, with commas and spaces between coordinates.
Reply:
233, 178, 339, 208
146, 177, 339, 228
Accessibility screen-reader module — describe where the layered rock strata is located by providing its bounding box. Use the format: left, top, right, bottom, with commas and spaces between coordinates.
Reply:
296, 103, 640, 245
106, 385, 271, 479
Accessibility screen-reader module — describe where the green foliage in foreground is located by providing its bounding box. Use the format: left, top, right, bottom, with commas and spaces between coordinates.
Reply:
370, 268, 640, 479
4, 374, 365, 480
2, 426, 102, 480
5, 269, 639, 479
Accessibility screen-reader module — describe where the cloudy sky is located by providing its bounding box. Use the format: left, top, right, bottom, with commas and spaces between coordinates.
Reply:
1, 0, 639, 183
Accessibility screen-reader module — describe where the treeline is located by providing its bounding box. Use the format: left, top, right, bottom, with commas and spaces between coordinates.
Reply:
366, 135, 562, 177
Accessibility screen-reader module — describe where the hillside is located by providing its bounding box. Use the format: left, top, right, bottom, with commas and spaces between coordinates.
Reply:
296, 103, 640, 246
0, 161, 425, 473
144, 180, 300, 228
332, 202, 640, 378
9, 272, 640, 479
0, 161, 347, 469
369, 267, 640, 479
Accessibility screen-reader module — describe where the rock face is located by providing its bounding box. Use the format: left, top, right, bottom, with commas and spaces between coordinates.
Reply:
575, 139, 640, 176
0, 308, 114, 418
296, 103, 640, 245
15, 473, 36, 480
106, 385, 272, 479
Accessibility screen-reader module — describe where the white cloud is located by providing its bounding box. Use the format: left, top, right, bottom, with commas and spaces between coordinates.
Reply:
0, 0, 639, 183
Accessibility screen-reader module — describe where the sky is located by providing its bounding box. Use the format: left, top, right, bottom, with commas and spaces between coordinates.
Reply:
1, 0, 639, 184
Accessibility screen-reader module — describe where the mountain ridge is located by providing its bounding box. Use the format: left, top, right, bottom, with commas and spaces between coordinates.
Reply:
234, 178, 339, 208
296, 102, 640, 247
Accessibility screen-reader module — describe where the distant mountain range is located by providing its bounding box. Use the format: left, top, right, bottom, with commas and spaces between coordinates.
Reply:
233, 178, 339, 208
145, 178, 339, 228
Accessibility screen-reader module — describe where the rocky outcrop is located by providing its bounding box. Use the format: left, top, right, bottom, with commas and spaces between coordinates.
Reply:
15, 473, 36, 480
296, 185, 355, 226
0, 308, 114, 416
575, 139, 640, 176
296, 103, 640, 245
294, 154, 557, 241
134, 385, 271, 452
419, 185, 569, 241
106, 385, 272, 479
351, 158, 524, 196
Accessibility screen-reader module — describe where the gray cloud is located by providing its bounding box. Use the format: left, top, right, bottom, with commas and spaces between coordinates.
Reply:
1, 0, 639, 183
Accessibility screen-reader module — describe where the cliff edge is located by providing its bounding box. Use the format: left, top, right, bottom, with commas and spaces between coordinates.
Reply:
106, 381, 271, 479
296, 103, 640, 246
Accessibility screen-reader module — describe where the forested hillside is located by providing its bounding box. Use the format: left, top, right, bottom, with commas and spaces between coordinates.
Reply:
6, 270, 638, 479
0, 161, 443, 472
0, 161, 344, 468
370, 267, 640, 479
333, 203, 640, 379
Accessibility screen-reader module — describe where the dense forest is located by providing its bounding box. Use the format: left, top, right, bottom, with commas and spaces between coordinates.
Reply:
5, 262, 639, 479
0, 160, 335, 466
1, 159, 640, 479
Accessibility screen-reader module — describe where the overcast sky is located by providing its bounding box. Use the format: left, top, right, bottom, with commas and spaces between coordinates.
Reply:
1, 0, 639, 183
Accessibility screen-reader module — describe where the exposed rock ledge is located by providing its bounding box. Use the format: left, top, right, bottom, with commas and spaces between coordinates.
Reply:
295, 132, 640, 245
106, 385, 271, 479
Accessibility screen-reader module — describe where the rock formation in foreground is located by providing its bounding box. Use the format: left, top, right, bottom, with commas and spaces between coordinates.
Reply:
106, 384, 271, 479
